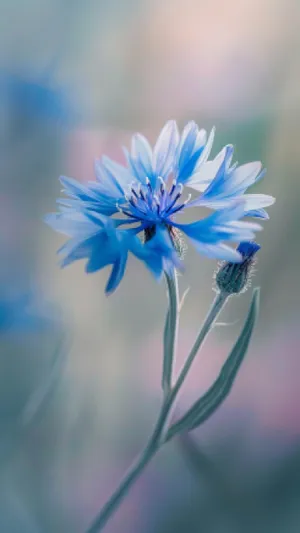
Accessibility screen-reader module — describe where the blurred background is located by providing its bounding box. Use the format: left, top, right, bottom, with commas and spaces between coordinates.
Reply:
0, 0, 300, 531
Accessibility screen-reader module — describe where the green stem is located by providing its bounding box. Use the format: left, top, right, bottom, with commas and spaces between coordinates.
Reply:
85, 403, 168, 533
85, 291, 228, 533
86, 449, 154, 533
162, 272, 179, 394
170, 291, 228, 401
85, 448, 153, 533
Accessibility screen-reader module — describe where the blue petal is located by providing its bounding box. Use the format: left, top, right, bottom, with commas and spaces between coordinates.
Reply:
193, 127, 215, 171
147, 226, 183, 273
59, 234, 104, 267
131, 133, 153, 177
185, 143, 225, 191
130, 226, 182, 278
237, 241, 261, 258
60, 176, 101, 202
101, 156, 135, 191
193, 145, 234, 201
177, 148, 204, 185
57, 194, 117, 217
176, 125, 215, 185
52, 211, 131, 293
227, 162, 263, 195
245, 208, 269, 219
188, 151, 273, 215
177, 122, 198, 176
242, 194, 275, 211
123, 148, 148, 184
94, 160, 125, 197
60, 175, 119, 216
84, 238, 121, 273
191, 242, 242, 262
44, 210, 100, 237
172, 203, 262, 261
153, 120, 179, 181
82, 209, 114, 230
105, 252, 128, 294
129, 236, 164, 280
85, 253, 110, 273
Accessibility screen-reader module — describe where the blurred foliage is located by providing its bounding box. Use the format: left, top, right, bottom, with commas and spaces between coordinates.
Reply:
150, 433, 300, 533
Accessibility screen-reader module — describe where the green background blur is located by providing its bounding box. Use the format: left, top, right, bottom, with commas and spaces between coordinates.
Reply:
1, 0, 300, 531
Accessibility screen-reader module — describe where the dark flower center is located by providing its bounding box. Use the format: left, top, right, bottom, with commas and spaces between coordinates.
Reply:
118, 177, 191, 223
144, 225, 157, 243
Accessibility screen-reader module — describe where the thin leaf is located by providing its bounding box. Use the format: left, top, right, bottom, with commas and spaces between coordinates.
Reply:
165, 287, 260, 441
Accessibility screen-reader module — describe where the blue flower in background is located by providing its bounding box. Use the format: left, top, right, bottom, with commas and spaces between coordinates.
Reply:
46, 121, 274, 293
1, 71, 73, 126
0, 289, 61, 332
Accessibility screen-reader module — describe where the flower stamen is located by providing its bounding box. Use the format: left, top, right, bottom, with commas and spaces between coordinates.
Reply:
169, 194, 192, 215
131, 187, 139, 199
169, 179, 177, 197
145, 177, 153, 193
139, 188, 146, 201
165, 185, 184, 214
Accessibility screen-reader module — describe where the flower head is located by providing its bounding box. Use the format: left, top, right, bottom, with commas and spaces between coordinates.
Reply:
45, 121, 274, 293
215, 241, 261, 294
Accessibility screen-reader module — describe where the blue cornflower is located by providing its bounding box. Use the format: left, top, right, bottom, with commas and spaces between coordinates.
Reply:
2, 71, 72, 125
46, 121, 274, 293
0, 288, 60, 331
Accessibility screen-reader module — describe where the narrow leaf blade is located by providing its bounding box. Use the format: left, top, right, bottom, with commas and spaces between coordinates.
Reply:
166, 287, 260, 440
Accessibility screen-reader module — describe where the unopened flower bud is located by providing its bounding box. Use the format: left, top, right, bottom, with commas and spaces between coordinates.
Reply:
215, 242, 260, 295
